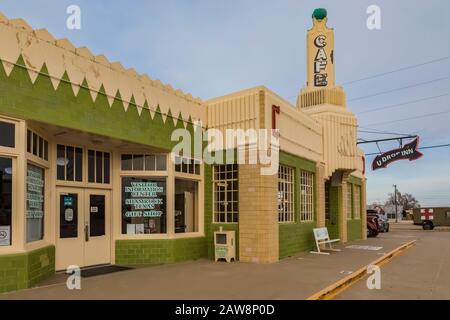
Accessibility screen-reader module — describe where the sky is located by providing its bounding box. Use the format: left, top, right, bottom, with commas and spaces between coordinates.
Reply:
1, 0, 449, 206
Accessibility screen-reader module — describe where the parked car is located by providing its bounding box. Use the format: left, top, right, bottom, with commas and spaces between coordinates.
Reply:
366, 213, 379, 238
367, 209, 390, 233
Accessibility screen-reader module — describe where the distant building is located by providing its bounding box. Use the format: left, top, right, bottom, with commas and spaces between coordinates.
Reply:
384, 204, 405, 220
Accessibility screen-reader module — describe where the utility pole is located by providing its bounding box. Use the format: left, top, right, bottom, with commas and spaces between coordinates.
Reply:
393, 184, 398, 223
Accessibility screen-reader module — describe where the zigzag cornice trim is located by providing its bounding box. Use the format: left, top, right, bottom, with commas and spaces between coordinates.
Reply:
0, 11, 206, 127
1, 54, 205, 130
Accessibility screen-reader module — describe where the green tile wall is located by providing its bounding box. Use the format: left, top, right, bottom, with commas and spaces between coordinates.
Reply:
278, 151, 318, 258
0, 245, 55, 293
347, 175, 363, 242
347, 219, 363, 242
115, 237, 207, 265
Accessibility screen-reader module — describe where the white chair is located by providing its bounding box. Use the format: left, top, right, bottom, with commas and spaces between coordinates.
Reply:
310, 227, 341, 255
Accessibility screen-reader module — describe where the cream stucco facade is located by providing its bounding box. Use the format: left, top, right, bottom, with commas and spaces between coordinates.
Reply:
0, 8, 366, 292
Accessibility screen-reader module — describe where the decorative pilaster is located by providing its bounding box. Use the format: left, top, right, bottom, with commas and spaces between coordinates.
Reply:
315, 162, 326, 228
239, 162, 279, 263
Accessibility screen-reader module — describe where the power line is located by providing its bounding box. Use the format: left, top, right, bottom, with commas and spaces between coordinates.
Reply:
362, 109, 450, 127
356, 92, 450, 115
358, 129, 414, 136
342, 55, 450, 85
364, 143, 450, 156
348, 75, 450, 102
286, 55, 450, 100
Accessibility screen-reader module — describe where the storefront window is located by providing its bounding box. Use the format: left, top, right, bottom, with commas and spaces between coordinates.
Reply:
0, 121, 15, 148
26, 164, 45, 242
213, 164, 238, 223
175, 179, 198, 233
122, 177, 167, 234
0, 157, 12, 246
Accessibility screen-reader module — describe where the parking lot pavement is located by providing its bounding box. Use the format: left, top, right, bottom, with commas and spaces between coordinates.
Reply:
336, 225, 450, 300
1, 228, 419, 300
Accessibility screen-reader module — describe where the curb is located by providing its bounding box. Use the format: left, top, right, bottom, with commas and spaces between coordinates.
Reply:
306, 240, 417, 300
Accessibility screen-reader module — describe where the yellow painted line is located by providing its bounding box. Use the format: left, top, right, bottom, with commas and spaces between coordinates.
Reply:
306, 240, 417, 300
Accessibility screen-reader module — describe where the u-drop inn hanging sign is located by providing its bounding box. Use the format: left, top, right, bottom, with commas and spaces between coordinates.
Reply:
372, 138, 423, 171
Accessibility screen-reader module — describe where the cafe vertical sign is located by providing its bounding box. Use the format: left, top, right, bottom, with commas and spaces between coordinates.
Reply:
307, 8, 335, 88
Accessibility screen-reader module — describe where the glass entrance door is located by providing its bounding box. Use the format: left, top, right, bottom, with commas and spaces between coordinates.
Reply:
56, 188, 111, 271
84, 190, 111, 267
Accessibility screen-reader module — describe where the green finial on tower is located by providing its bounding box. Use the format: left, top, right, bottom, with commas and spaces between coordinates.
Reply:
312, 8, 327, 20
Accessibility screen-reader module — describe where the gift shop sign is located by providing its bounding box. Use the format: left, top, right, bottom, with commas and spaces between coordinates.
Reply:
372, 138, 423, 170
124, 182, 164, 218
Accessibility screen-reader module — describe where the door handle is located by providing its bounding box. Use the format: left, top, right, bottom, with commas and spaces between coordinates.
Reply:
85, 224, 89, 242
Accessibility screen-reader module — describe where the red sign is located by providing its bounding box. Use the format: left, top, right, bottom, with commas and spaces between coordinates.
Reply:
421, 208, 434, 221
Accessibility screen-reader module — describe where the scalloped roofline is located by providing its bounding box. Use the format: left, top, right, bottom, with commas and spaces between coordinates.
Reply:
0, 11, 204, 106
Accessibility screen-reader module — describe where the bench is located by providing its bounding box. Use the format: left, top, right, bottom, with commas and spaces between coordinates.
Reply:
310, 227, 341, 255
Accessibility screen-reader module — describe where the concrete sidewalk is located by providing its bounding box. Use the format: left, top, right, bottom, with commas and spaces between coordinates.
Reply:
1, 230, 416, 300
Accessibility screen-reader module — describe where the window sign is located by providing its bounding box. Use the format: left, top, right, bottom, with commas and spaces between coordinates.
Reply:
0, 226, 10, 246
122, 177, 166, 234
60, 194, 78, 238
26, 164, 45, 242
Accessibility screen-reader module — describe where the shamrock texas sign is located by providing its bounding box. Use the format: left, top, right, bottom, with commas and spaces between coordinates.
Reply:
372, 137, 423, 171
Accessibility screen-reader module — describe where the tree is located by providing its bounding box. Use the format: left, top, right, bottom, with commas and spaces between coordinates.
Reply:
385, 191, 420, 210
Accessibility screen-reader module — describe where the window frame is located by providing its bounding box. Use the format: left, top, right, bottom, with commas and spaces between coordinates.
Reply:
87, 149, 112, 186
347, 183, 353, 220
121, 153, 168, 172
212, 164, 239, 224
300, 170, 314, 222
56, 144, 84, 184
25, 162, 46, 243
0, 117, 19, 155
278, 165, 295, 223
26, 129, 49, 162
174, 156, 201, 176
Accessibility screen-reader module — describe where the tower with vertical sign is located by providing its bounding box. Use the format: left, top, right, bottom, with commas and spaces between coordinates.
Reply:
306, 8, 335, 88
